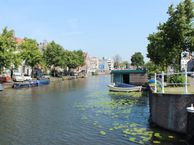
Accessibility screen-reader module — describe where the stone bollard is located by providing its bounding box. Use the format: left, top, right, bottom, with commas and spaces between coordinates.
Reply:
186, 104, 194, 142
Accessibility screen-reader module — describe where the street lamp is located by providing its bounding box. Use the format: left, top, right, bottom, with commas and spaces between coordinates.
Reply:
181, 51, 189, 94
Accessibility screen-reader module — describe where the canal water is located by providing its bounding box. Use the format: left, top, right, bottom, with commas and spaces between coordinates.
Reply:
0, 75, 189, 145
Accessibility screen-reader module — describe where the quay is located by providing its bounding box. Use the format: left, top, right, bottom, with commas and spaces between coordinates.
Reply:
149, 71, 194, 141
149, 92, 194, 133
0, 75, 83, 89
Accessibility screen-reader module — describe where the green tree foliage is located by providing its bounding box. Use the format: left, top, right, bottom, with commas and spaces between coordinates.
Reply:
20, 38, 43, 75
12, 53, 22, 69
65, 50, 85, 69
147, 30, 166, 69
0, 27, 17, 73
144, 61, 163, 78
131, 52, 144, 68
74, 50, 85, 67
43, 41, 66, 69
147, 0, 194, 71
43, 41, 85, 76
65, 50, 78, 69
168, 74, 185, 87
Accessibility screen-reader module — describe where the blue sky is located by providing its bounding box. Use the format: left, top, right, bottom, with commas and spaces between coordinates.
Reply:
0, 0, 181, 62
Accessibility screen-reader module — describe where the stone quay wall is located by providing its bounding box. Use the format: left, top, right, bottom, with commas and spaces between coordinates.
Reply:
149, 92, 194, 133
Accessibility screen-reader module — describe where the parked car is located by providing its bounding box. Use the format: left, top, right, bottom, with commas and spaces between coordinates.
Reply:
12, 72, 24, 82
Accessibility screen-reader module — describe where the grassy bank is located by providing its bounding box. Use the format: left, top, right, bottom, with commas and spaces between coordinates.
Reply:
156, 86, 194, 94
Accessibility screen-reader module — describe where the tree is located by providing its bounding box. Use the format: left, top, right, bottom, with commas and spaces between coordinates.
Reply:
65, 50, 85, 70
144, 61, 163, 78
147, 30, 167, 70
113, 54, 122, 69
20, 38, 43, 76
12, 53, 22, 69
43, 41, 66, 76
65, 51, 78, 69
74, 50, 85, 67
131, 52, 144, 68
147, 0, 194, 71
0, 27, 17, 73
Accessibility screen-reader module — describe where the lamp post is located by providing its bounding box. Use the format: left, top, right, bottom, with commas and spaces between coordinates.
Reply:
181, 51, 189, 94
185, 67, 188, 94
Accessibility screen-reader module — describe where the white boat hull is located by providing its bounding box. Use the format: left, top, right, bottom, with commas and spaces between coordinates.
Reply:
0, 84, 3, 91
108, 84, 142, 92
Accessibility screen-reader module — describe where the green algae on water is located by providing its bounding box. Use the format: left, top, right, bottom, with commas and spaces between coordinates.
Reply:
129, 137, 136, 142
168, 135, 174, 139
153, 140, 161, 144
100, 130, 106, 135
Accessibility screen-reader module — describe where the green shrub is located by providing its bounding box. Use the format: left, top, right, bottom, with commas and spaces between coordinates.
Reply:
168, 75, 185, 87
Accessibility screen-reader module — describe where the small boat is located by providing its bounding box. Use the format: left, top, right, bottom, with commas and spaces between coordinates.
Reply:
37, 79, 50, 86
13, 80, 38, 89
0, 84, 3, 91
13, 79, 50, 89
108, 83, 142, 92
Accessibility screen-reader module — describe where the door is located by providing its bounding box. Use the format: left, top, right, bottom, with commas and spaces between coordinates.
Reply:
123, 74, 130, 84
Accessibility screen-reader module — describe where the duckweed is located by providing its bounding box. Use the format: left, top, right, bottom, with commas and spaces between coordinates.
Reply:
154, 133, 162, 139
74, 91, 182, 144
168, 135, 174, 139
129, 137, 136, 142
100, 131, 106, 135
153, 140, 161, 144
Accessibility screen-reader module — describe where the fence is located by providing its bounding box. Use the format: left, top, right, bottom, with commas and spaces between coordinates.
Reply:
154, 70, 194, 94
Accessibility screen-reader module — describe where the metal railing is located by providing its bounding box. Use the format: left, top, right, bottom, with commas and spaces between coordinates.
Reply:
154, 70, 193, 94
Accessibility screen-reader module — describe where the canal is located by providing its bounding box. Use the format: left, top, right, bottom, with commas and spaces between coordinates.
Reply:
0, 75, 189, 145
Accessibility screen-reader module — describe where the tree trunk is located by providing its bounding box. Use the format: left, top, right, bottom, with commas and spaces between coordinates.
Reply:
11, 68, 13, 78
178, 56, 181, 72
69, 68, 72, 76
53, 67, 56, 77
31, 67, 34, 78
0, 67, 2, 75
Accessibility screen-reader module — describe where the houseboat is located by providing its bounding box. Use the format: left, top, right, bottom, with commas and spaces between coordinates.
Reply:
108, 69, 147, 92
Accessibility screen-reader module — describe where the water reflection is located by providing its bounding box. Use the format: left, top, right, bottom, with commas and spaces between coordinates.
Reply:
0, 76, 189, 145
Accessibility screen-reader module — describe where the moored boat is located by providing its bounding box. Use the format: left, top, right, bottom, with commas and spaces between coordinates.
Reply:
37, 79, 50, 86
0, 84, 3, 91
13, 79, 50, 89
108, 69, 146, 92
108, 83, 142, 92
